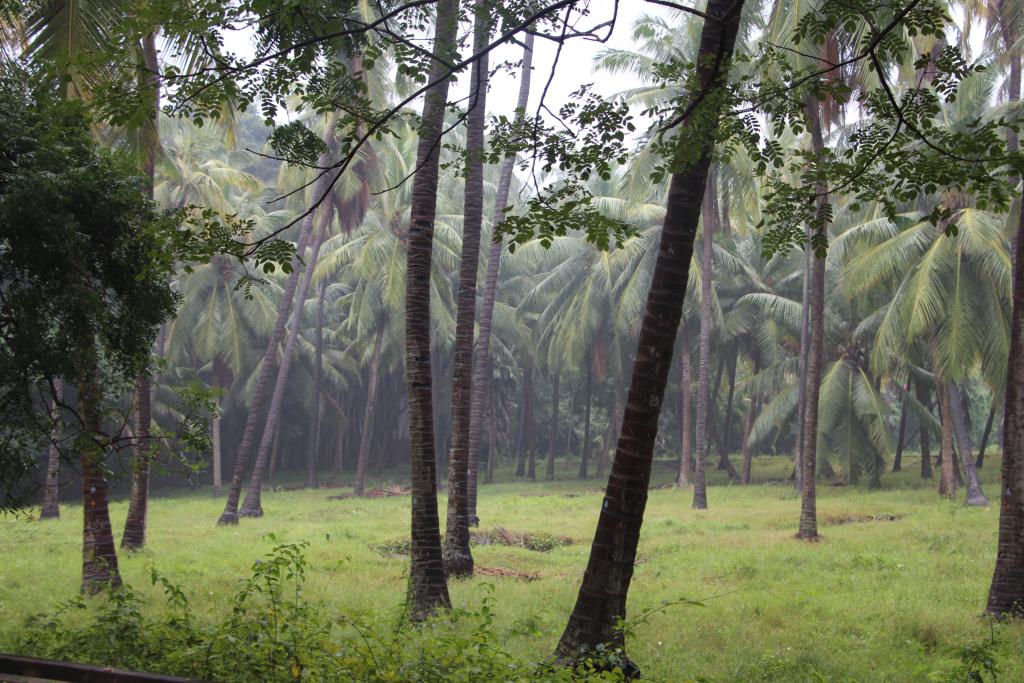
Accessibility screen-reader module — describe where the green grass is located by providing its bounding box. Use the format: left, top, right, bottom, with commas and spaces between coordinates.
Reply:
2, 454, 1023, 681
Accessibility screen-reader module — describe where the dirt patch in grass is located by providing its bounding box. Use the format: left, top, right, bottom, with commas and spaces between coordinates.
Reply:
329, 484, 409, 500
476, 566, 541, 581
825, 513, 902, 525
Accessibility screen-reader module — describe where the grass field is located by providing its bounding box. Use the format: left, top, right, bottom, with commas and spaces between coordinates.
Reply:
2, 454, 1023, 681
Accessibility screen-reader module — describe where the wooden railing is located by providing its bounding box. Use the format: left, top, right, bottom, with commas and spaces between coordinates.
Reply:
0, 654, 203, 682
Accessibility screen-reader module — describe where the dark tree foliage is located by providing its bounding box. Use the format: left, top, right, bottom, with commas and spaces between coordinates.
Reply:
0, 65, 178, 511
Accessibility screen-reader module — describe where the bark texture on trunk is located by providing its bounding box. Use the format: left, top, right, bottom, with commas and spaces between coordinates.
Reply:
307, 283, 327, 489
795, 226, 811, 492
404, 0, 457, 620
692, 171, 716, 510
937, 379, 957, 497
555, 0, 744, 662
121, 375, 152, 550
80, 376, 121, 594
526, 368, 537, 480
676, 332, 691, 487
239, 216, 331, 517
355, 328, 385, 496
948, 384, 989, 506
917, 379, 933, 479
987, 168, 1024, 613
892, 392, 907, 472
547, 368, 560, 480
40, 379, 63, 520
796, 96, 828, 541
444, 0, 489, 575
740, 396, 758, 485
579, 360, 593, 479
976, 400, 997, 469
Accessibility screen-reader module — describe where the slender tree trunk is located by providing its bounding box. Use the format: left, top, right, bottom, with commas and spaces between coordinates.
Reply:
40, 379, 63, 520
404, 0, 458, 620
677, 332, 692, 487
121, 373, 152, 550
515, 368, 530, 477
444, 1, 491, 571
795, 225, 811, 492
526, 367, 537, 480
976, 400, 997, 469
579, 360, 593, 479
796, 96, 828, 542
555, 0, 744, 662
239, 214, 331, 517
740, 396, 758, 485
948, 383, 989, 506
597, 380, 618, 479
917, 379, 934, 479
692, 169, 716, 510
486, 387, 496, 484
892, 391, 908, 472
717, 345, 740, 480
211, 403, 222, 496
355, 328, 385, 497
987, 139, 1024, 612
79, 374, 121, 593
307, 283, 326, 489
937, 379, 957, 498
218, 120, 336, 525
547, 367, 560, 481
566, 384, 575, 455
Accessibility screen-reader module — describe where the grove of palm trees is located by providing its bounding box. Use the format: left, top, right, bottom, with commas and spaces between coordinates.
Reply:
3, 0, 1024, 680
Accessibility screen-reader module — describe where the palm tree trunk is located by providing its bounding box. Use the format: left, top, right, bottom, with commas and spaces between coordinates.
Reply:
796, 95, 828, 542
211, 403, 222, 496
566, 384, 575, 454
916, 379, 933, 479
717, 345, 740, 480
515, 368, 529, 477
79, 373, 121, 594
404, 0, 458, 620
976, 400, 997, 469
598, 380, 620, 479
526, 367, 537, 481
692, 169, 716, 510
239, 214, 331, 517
217, 120, 336, 526
579, 360, 593, 479
892, 390, 908, 472
677, 331, 692, 487
948, 383, 989, 506
121, 31, 161, 551
355, 328, 385, 497
40, 379, 63, 520
795, 225, 811, 492
444, 0, 490, 573
740, 396, 758, 485
485, 387, 496, 484
121, 374, 152, 550
547, 367, 560, 481
986, 155, 1024, 613
555, 0, 744, 661
937, 379, 957, 497
307, 282, 326, 489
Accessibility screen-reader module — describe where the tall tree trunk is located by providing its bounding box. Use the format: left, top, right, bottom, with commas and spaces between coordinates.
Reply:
404, 0, 458, 620
40, 379, 63, 520
355, 328, 385, 497
795, 225, 812, 492
717, 344, 740, 480
121, 31, 161, 551
525, 367, 537, 480
555, 0, 744, 662
976, 399, 997, 469
566, 384, 575, 454
917, 379, 933, 479
239, 214, 331, 517
445, 0, 490, 570
121, 373, 152, 550
892, 390, 908, 472
597, 379, 619, 479
80, 374, 121, 593
677, 332, 692, 487
740, 396, 758, 485
986, 143, 1024, 613
796, 96, 828, 542
692, 169, 717, 510
485, 386, 496, 484
211, 402, 222, 496
218, 119, 336, 525
515, 367, 530, 477
547, 367, 560, 481
579, 359, 593, 479
937, 379, 957, 498
307, 282, 327, 489
948, 383, 989, 506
